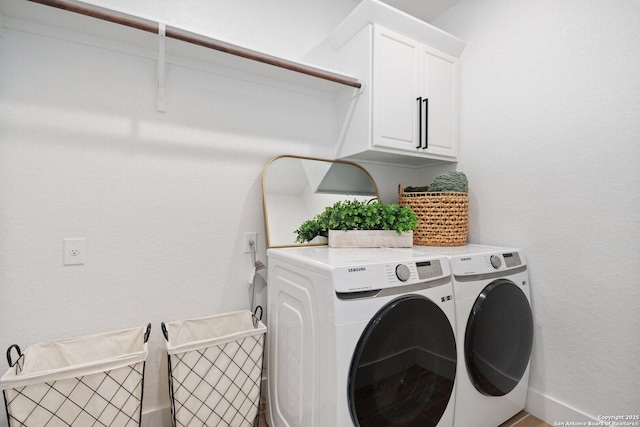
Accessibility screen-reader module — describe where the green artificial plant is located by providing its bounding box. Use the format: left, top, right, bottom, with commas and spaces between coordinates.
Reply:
294, 199, 419, 243
427, 171, 468, 192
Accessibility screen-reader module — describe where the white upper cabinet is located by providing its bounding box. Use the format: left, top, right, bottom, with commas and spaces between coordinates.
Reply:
373, 27, 422, 154
330, 0, 465, 166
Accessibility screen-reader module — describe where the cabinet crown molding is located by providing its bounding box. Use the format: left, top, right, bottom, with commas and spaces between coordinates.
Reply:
329, 0, 465, 58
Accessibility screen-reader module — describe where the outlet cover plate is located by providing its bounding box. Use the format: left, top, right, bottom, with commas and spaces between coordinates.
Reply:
64, 238, 85, 265
244, 232, 257, 253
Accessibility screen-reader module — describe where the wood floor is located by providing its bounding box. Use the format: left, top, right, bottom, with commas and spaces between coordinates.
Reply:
499, 411, 552, 427
258, 410, 551, 426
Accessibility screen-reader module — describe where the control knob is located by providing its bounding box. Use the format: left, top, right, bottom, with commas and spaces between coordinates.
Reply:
395, 264, 411, 282
490, 255, 502, 269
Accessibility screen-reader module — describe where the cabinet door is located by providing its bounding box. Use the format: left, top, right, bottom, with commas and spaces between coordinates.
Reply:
422, 46, 458, 158
372, 27, 421, 152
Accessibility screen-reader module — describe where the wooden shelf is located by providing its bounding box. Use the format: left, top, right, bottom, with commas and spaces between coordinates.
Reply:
0, 0, 361, 93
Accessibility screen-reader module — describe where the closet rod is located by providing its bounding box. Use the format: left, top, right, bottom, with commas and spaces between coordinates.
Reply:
27, 0, 362, 89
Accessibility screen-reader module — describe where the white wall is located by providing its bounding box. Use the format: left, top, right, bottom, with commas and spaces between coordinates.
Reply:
0, 1, 442, 425
6, 0, 636, 425
433, 0, 640, 421
77, 0, 355, 62
0, 1, 325, 425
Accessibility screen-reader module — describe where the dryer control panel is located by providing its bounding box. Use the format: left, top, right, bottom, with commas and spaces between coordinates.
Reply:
332, 258, 449, 293
450, 251, 524, 276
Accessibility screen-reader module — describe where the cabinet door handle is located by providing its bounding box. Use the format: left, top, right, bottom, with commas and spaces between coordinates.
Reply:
416, 97, 423, 149
423, 98, 429, 149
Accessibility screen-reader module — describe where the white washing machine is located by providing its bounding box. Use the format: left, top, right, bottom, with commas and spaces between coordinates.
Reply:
415, 244, 533, 427
266, 246, 458, 427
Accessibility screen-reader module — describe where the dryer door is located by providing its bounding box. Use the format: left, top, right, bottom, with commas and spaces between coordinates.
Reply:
348, 295, 456, 427
465, 279, 534, 396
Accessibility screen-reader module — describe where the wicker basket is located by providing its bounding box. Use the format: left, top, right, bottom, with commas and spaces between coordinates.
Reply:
398, 184, 469, 246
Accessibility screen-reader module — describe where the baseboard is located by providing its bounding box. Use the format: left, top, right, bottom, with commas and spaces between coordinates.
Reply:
147, 387, 592, 427
526, 388, 597, 425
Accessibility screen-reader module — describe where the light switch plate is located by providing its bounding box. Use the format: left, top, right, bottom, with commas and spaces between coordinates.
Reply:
64, 238, 85, 265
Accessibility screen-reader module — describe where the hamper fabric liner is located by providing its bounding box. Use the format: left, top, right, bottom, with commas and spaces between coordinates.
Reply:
163, 310, 266, 427
398, 183, 469, 246
1, 324, 150, 427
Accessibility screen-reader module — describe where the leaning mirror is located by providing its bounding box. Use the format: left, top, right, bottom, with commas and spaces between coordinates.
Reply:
262, 155, 380, 248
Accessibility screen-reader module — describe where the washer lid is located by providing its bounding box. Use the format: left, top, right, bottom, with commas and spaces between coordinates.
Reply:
268, 246, 451, 293
270, 246, 443, 266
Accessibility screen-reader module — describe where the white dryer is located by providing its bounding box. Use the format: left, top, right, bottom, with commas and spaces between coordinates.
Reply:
415, 244, 533, 427
266, 246, 458, 427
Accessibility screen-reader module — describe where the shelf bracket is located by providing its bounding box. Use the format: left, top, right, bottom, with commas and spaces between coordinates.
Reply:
335, 83, 366, 155
157, 22, 166, 112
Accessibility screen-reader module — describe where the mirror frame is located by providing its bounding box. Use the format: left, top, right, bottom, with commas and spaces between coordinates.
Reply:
262, 155, 380, 248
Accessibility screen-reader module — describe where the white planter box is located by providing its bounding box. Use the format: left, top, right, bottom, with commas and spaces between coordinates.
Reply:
310, 235, 329, 245
328, 230, 413, 248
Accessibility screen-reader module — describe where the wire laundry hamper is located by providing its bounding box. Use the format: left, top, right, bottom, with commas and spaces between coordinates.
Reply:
1, 324, 151, 427
162, 308, 266, 427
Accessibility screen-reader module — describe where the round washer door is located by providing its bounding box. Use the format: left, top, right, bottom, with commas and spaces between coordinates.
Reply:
348, 295, 456, 427
465, 279, 533, 396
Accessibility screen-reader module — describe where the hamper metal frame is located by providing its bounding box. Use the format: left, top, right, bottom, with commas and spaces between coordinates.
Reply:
2, 324, 151, 427
162, 308, 265, 427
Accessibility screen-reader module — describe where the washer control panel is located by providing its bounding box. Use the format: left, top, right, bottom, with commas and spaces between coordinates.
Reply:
490, 255, 502, 269
503, 252, 522, 268
415, 260, 444, 280
392, 260, 444, 282
332, 258, 449, 293
395, 264, 411, 281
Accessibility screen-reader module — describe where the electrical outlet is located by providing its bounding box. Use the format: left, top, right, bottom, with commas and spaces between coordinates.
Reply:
244, 232, 257, 253
64, 238, 85, 265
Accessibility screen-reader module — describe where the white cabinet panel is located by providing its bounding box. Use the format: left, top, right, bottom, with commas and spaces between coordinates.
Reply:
423, 46, 458, 158
373, 27, 421, 151
334, 24, 463, 166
